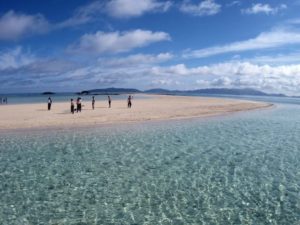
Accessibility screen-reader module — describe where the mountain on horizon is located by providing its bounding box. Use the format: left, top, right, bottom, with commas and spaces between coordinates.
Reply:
145, 88, 286, 97
78, 87, 286, 97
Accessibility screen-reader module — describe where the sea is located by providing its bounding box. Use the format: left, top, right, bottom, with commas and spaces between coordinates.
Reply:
0, 93, 146, 105
0, 94, 300, 225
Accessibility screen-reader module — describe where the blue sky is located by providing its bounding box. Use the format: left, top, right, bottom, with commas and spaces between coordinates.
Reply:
1, 0, 300, 94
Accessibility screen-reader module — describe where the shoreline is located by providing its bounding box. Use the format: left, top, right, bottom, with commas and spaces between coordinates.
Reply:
0, 95, 273, 132
1, 104, 274, 135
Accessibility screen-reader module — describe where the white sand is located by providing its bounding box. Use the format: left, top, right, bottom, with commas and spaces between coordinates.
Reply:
0, 95, 272, 131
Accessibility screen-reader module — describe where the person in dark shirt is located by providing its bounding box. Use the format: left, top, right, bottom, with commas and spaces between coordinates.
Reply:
77, 97, 82, 112
48, 97, 52, 110
92, 96, 95, 110
108, 95, 111, 108
70, 99, 75, 114
127, 95, 132, 108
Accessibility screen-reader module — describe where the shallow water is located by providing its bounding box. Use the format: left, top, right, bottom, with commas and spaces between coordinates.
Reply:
0, 102, 300, 224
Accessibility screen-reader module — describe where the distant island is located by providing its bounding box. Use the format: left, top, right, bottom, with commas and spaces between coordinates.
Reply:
42, 92, 55, 95
77, 87, 286, 97
77, 88, 141, 95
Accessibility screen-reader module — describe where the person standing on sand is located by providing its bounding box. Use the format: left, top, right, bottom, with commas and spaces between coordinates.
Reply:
48, 97, 52, 110
76, 98, 79, 112
79, 97, 82, 112
70, 99, 75, 114
0, 97, 7, 104
108, 95, 111, 108
77, 97, 82, 113
92, 96, 95, 110
127, 95, 132, 108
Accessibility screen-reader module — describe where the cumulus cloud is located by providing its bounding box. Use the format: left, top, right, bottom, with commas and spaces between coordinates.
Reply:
0, 2, 106, 39
243, 52, 300, 65
149, 62, 300, 94
151, 62, 300, 77
0, 47, 80, 80
108, 61, 300, 93
184, 29, 300, 58
71, 29, 171, 54
0, 2, 106, 40
105, 0, 172, 18
0, 51, 83, 92
2, 48, 300, 94
179, 0, 221, 16
0, 11, 49, 40
242, 3, 287, 15
0, 0, 172, 41
0, 2, 99, 41
99, 53, 173, 67
0, 47, 36, 69
51, 0, 173, 28
152, 64, 192, 76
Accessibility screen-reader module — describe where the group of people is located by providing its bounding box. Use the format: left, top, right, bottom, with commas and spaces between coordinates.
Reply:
70, 97, 82, 114
86, 95, 113, 112
47, 95, 133, 113
0, 97, 8, 104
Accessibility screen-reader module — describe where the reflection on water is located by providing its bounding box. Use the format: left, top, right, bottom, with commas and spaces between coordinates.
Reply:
0, 104, 300, 224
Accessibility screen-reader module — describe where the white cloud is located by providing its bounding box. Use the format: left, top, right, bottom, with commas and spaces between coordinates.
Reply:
152, 62, 300, 77
0, 7, 96, 40
0, 2, 105, 38
0, 47, 35, 69
184, 29, 300, 58
242, 3, 287, 15
180, 0, 221, 16
99, 53, 173, 67
71, 29, 171, 54
152, 79, 181, 86
105, 0, 172, 18
226, 1, 241, 7
0, 47, 81, 79
3, 48, 300, 94
0, 1, 172, 41
152, 64, 193, 75
149, 62, 300, 94
0, 11, 49, 40
57, 1, 104, 28
243, 52, 300, 65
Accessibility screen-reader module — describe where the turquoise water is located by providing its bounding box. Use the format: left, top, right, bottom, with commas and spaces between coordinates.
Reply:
0, 100, 300, 224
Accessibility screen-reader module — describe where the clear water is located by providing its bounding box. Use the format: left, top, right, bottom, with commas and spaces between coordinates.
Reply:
0, 99, 300, 224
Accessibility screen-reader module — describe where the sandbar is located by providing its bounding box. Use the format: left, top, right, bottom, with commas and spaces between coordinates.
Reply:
0, 95, 272, 131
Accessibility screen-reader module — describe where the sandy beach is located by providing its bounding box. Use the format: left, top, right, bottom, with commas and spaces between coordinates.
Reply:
0, 95, 272, 131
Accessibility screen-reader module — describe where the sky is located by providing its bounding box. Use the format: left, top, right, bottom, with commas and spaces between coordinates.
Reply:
1, 0, 300, 94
